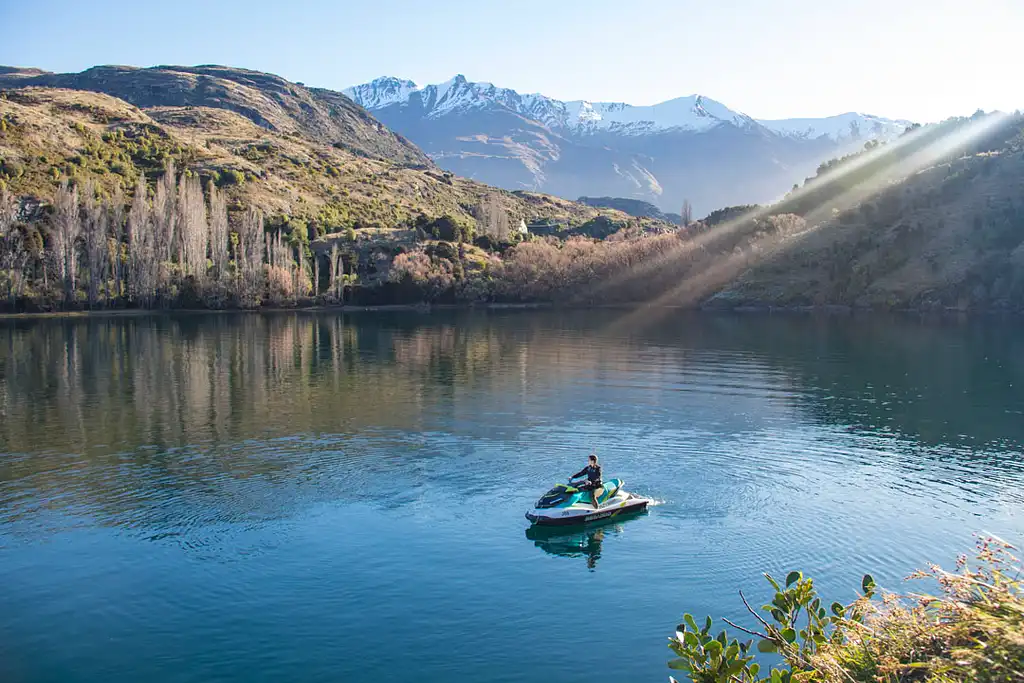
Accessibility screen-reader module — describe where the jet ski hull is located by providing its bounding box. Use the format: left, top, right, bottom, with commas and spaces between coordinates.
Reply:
526, 492, 650, 526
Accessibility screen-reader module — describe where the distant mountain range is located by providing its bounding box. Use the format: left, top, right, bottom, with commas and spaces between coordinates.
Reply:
344, 75, 913, 215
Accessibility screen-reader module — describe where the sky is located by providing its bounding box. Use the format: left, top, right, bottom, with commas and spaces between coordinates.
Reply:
1, 0, 1021, 122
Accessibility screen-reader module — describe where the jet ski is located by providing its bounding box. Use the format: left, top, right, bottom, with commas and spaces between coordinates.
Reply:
525, 478, 651, 526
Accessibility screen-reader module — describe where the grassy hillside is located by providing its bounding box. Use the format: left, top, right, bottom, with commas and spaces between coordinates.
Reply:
0, 85, 643, 236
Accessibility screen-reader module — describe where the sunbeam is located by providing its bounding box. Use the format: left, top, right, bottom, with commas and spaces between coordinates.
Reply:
572, 124, 933, 306
602, 112, 1012, 334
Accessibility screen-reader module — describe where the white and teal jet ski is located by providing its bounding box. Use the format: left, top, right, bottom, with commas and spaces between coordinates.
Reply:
525, 478, 651, 526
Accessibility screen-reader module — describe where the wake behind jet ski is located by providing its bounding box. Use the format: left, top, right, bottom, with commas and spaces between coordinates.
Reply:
525, 454, 651, 526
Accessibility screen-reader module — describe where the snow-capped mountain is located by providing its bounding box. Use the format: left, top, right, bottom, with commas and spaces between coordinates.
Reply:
345, 75, 908, 140
343, 75, 912, 214
345, 75, 763, 136
344, 76, 420, 110
758, 112, 910, 142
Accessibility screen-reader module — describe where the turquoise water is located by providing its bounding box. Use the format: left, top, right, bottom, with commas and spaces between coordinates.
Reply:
1, 310, 1023, 683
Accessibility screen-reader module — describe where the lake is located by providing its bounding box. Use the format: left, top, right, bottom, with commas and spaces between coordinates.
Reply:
1, 309, 1023, 683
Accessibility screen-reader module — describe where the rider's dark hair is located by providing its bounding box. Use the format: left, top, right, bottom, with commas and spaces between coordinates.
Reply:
589, 454, 597, 463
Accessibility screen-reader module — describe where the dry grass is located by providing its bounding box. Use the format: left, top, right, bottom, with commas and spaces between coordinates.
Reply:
811, 537, 1024, 683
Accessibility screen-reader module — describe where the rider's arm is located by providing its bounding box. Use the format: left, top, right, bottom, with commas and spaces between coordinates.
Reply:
570, 467, 586, 479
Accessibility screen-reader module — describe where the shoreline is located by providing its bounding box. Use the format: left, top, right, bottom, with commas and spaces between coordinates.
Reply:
1, 300, 1022, 321
0, 301, 555, 320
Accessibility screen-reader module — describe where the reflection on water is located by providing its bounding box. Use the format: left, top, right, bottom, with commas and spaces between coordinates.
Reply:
1, 310, 1023, 683
525, 512, 648, 571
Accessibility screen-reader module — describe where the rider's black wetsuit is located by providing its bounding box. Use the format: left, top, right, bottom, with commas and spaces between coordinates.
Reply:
571, 463, 603, 491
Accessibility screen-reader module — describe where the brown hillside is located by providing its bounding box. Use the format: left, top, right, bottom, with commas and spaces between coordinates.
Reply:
709, 149, 1024, 311
0, 64, 428, 166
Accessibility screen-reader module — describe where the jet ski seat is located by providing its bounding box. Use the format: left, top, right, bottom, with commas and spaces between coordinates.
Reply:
596, 480, 621, 504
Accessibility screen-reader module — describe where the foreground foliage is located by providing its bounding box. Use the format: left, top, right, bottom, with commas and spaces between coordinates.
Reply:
668, 536, 1023, 682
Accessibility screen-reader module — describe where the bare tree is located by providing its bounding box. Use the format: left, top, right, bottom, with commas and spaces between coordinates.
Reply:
127, 172, 156, 306
178, 173, 208, 285
0, 187, 28, 307
312, 250, 320, 299
207, 181, 229, 283
152, 160, 177, 296
0, 187, 14, 243
52, 180, 81, 306
108, 184, 126, 301
81, 181, 108, 308
266, 231, 298, 305
328, 243, 340, 303
681, 199, 693, 227
476, 193, 510, 240
293, 240, 310, 302
325, 243, 354, 303
236, 207, 264, 307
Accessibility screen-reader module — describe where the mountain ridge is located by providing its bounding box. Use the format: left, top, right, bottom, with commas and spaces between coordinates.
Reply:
344, 74, 911, 140
342, 74, 914, 214
0, 64, 431, 167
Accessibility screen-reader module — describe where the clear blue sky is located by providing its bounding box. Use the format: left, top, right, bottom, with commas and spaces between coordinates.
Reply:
1, 0, 1020, 122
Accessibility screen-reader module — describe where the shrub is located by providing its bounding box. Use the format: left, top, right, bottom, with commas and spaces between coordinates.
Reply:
312, 202, 350, 234
426, 241, 457, 261
265, 265, 312, 305
216, 169, 245, 187
666, 536, 1023, 683
473, 234, 495, 251
428, 214, 473, 242
389, 250, 456, 301
0, 158, 23, 179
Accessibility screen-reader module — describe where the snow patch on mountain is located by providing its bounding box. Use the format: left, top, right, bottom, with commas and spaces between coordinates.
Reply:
757, 112, 912, 141
563, 95, 756, 134
342, 76, 419, 110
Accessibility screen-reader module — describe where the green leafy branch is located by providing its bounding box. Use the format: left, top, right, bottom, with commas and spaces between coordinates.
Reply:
668, 571, 876, 683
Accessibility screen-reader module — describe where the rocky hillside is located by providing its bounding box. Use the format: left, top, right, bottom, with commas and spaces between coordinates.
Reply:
344, 74, 911, 215
0, 65, 429, 166
0, 68, 657, 238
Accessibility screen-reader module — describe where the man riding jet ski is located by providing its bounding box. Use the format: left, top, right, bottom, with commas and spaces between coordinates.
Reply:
525, 454, 651, 526
571, 454, 604, 508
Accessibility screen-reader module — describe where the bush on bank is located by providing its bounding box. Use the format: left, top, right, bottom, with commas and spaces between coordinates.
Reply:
668, 536, 1023, 683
